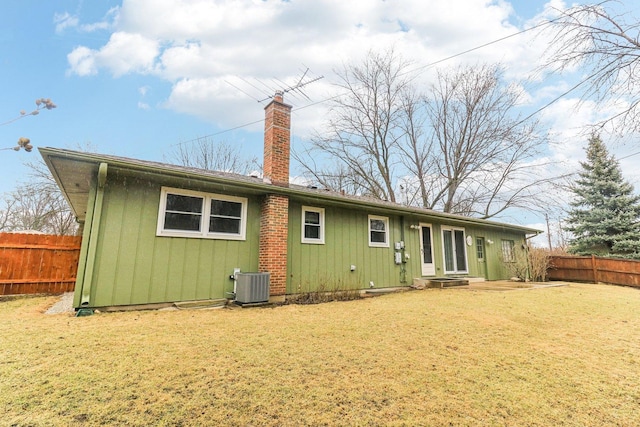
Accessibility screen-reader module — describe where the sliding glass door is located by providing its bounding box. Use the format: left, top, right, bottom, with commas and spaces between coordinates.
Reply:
442, 227, 468, 274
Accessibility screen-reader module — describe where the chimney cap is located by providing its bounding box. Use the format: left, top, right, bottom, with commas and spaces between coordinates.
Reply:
274, 90, 284, 103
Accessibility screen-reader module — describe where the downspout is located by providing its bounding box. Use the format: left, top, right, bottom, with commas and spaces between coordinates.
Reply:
76, 162, 108, 307
73, 185, 95, 308
399, 216, 407, 284
524, 231, 542, 281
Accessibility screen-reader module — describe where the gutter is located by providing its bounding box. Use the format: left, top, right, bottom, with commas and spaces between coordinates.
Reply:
39, 147, 544, 235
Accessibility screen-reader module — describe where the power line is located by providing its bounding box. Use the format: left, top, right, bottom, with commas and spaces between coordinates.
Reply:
618, 150, 640, 160
172, 15, 565, 147
512, 69, 599, 129
400, 17, 559, 77
176, 117, 266, 144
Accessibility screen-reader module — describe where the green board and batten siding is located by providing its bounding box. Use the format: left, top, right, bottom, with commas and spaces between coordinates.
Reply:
76, 173, 530, 308
70, 168, 531, 309
287, 201, 406, 293
43, 148, 539, 311
286, 203, 529, 291
459, 225, 527, 280
75, 172, 260, 308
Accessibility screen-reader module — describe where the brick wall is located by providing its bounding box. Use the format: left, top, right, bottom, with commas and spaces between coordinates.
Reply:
263, 92, 291, 186
259, 194, 289, 296
260, 92, 291, 297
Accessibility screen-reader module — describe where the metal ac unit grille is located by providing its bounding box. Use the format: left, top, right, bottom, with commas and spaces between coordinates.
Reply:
235, 273, 270, 304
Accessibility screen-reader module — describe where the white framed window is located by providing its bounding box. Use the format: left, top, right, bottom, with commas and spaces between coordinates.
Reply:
501, 240, 516, 262
157, 187, 247, 240
442, 226, 468, 273
368, 215, 389, 247
302, 206, 325, 244
476, 237, 485, 261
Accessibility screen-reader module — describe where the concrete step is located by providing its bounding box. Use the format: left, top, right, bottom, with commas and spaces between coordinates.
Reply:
173, 299, 227, 309
412, 277, 471, 289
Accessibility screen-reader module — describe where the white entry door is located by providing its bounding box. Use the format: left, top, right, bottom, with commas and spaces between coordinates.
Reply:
420, 224, 436, 276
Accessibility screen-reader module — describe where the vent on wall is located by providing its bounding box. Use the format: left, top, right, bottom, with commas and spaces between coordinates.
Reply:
235, 273, 270, 304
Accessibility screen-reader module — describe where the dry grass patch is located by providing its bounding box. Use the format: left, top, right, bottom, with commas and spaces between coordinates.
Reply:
1, 284, 640, 426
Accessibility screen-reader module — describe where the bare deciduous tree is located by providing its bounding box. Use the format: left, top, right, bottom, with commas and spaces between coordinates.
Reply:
296, 50, 563, 219
0, 188, 74, 234
397, 88, 434, 207
0, 198, 16, 230
7, 155, 78, 235
295, 49, 415, 202
543, 1, 640, 132
165, 137, 259, 175
0, 176, 78, 235
421, 64, 560, 218
0, 98, 74, 234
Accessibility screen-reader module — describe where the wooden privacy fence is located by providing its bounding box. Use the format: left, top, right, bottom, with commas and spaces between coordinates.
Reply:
0, 232, 81, 295
548, 255, 640, 288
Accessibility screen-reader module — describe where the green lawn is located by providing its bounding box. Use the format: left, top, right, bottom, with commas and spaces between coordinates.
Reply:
1, 284, 639, 426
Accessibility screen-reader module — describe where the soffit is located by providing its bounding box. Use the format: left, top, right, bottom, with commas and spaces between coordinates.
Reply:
44, 154, 96, 222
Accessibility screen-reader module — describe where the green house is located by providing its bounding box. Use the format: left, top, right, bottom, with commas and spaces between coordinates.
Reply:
40, 93, 541, 310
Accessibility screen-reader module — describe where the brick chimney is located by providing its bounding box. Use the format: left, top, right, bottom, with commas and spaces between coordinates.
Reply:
259, 92, 291, 300
262, 91, 291, 186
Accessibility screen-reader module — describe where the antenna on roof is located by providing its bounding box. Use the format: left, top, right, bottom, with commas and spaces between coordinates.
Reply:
257, 67, 323, 103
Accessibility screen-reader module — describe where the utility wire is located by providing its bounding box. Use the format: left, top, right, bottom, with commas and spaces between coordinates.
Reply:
618, 150, 640, 160
176, 117, 267, 143
399, 17, 559, 77
511, 69, 600, 129
172, 93, 345, 147
173, 15, 564, 147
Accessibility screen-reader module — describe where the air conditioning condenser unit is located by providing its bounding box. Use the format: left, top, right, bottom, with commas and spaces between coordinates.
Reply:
235, 272, 270, 304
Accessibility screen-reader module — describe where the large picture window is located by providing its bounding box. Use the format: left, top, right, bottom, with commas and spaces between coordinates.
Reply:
302, 206, 325, 244
157, 187, 247, 240
442, 227, 468, 273
368, 215, 389, 247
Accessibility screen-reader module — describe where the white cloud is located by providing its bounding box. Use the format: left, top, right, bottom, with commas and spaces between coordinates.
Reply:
117, 0, 278, 41
80, 6, 120, 32
164, 77, 263, 129
66, 0, 554, 130
55, 6, 119, 34
67, 32, 159, 77
541, 97, 625, 159
60, 0, 640, 231
98, 32, 159, 76
67, 46, 97, 76
79, 21, 111, 32
64, 0, 625, 165
54, 12, 79, 34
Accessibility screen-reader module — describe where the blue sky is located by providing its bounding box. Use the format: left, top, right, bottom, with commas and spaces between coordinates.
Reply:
1, 0, 639, 244
1, 1, 222, 168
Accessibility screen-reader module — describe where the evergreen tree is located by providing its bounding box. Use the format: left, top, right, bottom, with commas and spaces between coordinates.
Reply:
566, 135, 640, 258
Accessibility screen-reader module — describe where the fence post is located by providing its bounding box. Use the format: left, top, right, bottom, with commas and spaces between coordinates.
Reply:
591, 254, 598, 283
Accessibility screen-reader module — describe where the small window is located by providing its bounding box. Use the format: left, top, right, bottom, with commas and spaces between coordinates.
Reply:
476, 238, 485, 260
164, 193, 203, 232
157, 187, 247, 240
368, 215, 389, 247
302, 206, 324, 244
210, 199, 243, 234
502, 240, 515, 262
